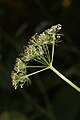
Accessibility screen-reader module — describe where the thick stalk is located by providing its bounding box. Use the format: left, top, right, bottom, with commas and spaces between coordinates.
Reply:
49, 65, 80, 92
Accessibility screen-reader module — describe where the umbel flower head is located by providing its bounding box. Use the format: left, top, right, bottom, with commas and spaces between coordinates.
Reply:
11, 24, 62, 89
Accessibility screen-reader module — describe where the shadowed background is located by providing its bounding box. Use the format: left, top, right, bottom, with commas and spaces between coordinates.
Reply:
0, 0, 80, 120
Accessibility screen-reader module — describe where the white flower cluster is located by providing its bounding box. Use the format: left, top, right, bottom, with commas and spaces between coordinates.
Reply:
11, 24, 61, 89
11, 58, 31, 89
21, 24, 61, 62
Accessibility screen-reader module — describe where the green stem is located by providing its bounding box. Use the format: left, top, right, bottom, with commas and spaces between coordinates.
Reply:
50, 43, 54, 65
40, 55, 50, 65
49, 65, 80, 92
26, 67, 49, 77
34, 57, 48, 65
26, 66, 47, 68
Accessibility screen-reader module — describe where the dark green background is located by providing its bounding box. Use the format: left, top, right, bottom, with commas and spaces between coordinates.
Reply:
0, 0, 80, 120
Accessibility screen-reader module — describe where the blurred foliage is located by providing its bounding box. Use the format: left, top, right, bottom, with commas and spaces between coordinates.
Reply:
0, 111, 27, 120
0, 0, 80, 120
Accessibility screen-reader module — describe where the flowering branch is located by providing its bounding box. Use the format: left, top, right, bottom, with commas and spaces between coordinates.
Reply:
11, 24, 80, 92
